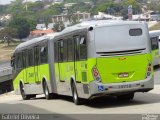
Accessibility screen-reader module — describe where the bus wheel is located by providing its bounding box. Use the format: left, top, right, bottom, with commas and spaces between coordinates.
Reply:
71, 82, 82, 105
117, 93, 134, 101
20, 83, 34, 100
43, 81, 51, 100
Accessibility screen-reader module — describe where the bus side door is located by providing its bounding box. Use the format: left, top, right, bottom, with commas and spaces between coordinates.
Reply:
74, 34, 88, 84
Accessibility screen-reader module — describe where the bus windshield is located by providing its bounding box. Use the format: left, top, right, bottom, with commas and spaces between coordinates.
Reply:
94, 25, 146, 53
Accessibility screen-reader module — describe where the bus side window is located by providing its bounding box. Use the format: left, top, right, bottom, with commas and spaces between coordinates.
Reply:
16, 52, 22, 69
22, 50, 27, 68
58, 40, 63, 62
28, 49, 34, 67
67, 38, 74, 61
40, 45, 48, 64
79, 36, 87, 60
34, 46, 40, 66
54, 41, 58, 62
74, 36, 80, 60
63, 40, 68, 62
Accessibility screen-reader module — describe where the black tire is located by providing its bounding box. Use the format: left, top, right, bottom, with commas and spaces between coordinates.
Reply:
71, 82, 83, 105
117, 93, 134, 101
20, 83, 36, 100
43, 81, 52, 100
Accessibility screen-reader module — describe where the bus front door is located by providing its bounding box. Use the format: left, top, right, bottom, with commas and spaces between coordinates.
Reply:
74, 35, 88, 84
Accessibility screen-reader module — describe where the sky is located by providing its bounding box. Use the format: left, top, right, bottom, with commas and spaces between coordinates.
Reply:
0, 0, 39, 5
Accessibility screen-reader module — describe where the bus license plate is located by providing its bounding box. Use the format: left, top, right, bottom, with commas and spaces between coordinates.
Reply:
119, 84, 132, 89
118, 73, 129, 78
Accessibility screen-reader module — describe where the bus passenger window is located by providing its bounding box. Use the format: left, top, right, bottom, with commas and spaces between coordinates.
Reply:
34, 47, 40, 66
80, 36, 87, 60
40, 45, 48, 64
58, 41, 63, 62
28, 49, 34, 66
74, 36, 80, 60
54, 42, 58, 62
63, 40, 68, 62
22, 50, 27, 68
67, 39, 74, 61
16, 52, 22, 69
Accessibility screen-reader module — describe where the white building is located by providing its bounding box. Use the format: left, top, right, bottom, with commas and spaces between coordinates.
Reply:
51, 12, 91, 25
36, 24, 46, 30
94, 12, 123, 20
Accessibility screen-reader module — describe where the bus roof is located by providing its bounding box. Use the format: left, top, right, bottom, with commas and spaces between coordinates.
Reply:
61, 20, 147, 34
149, 30, 160, 38
15, 33, 58, 51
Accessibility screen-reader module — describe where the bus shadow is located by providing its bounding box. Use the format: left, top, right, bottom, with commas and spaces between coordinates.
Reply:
31, 92, 160, 109
84, 92, 160, 108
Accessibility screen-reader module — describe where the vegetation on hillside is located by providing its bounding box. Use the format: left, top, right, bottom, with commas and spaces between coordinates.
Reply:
0, 0, 159, 40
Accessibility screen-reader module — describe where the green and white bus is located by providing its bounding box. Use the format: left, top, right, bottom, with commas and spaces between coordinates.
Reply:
11, 20, 154, 105
149, 30, 160, 66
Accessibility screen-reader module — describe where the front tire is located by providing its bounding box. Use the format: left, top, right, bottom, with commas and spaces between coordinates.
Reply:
117, 93, 134, 101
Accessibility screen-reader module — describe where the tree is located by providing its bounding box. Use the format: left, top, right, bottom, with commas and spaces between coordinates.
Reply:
0, 5, 8, 15
122, 0, 141, 14
0, 27, 17, 46
8, 17, 30, 39
147, 1, 160, 12
54, 22, 65, 32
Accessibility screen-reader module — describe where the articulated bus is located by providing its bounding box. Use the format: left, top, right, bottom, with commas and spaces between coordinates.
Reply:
11, 20, 154, 105
149, 30, 160, 66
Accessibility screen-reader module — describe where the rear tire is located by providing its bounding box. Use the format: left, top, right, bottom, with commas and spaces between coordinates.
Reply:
43, 81, 52, 100
117, 93, 134, 101
20, 83, 36, 100
71, 82, 83, 105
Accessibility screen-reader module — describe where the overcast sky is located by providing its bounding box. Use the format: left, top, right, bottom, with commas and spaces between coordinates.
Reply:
0, 0, 39, 5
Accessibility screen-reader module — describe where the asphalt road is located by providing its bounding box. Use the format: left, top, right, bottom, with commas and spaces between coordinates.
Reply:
0, 67, 160, 120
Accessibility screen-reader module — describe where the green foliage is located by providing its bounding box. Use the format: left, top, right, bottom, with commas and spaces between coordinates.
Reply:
147, 1, 160, 12
0, 5, 8, 15
0, 27, 17, 39
0, 0, 150, 36
6, 0, 24, 15
95, 1, 115, 13
8, 17, 30, 39
54, 22, 65, 32
122, 0, 140, 14
64, 0, 90, 3
67, 2, 92, 14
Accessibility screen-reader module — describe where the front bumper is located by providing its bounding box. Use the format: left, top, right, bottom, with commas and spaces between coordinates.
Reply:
88, 76, 154, 98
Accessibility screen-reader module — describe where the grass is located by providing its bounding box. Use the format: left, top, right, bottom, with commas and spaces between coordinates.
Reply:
0, 40, 22, 63
149, 22, 160, 31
